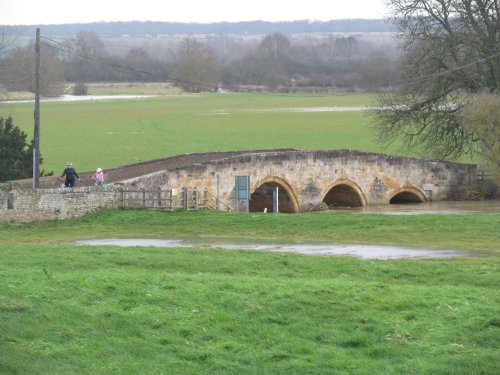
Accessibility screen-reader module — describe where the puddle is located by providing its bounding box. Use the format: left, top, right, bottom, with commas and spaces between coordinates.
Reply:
200, 106, 374, 116
74, 238, 469, 259
270, 106, 373, 112
327, 201, 500, 215
1, 94, 156, 104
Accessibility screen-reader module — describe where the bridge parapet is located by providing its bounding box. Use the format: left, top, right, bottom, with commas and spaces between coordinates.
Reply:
122, 149, 477, 212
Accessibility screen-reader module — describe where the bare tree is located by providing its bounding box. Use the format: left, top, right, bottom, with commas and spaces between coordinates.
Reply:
1, 43, 64, 97
372, 0, 500, 160
73, 31, 104, 58
0, 32, 12, 56
0, 30, 16, 97
66, 31, 105, 82
256, 33, 291, 90
173, 38, 220, 92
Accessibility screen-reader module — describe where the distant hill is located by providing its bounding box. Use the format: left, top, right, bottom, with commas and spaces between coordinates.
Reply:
1, 20, 391, 38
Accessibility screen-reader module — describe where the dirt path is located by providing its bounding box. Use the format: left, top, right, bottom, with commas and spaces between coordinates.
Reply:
4, 149, 296, 190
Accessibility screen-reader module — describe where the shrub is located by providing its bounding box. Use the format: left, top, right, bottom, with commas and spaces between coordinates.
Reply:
72, 82, 88, 96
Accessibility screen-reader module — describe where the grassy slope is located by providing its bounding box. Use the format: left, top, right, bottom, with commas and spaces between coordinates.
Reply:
1, 93, 401, 173
0, 210, 499, 374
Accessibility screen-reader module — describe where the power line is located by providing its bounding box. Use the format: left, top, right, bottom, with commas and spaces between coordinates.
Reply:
40, 35, 220, 90
39, 36, 299, 97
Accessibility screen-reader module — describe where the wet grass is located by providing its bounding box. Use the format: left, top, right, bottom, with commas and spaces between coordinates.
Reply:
0, 210, 499, 374
2, 209, 497, 251
2, 92, 393, 173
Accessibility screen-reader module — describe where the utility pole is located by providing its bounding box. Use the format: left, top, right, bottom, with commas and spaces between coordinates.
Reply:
33, 28, 40, 189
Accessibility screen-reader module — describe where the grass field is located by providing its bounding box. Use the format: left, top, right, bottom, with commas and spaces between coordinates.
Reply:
1, 90, 496, 373
0, 92, 405, 173
1, 210, 499, 374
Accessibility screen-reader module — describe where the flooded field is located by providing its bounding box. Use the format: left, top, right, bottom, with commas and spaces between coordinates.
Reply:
73, 201, 498, 259
75, 238, 469, 259
2, 94, 155, 104
330, 200, 500, 215
247, 106, 372, 113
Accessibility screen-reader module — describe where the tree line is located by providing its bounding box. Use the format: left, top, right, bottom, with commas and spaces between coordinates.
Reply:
0, 20, 391, 38
0, 30, 398, 95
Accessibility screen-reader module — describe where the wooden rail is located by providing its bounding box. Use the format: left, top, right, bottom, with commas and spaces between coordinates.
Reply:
118, 187, 221, 211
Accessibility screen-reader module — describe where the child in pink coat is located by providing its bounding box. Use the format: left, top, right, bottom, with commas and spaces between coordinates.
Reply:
91, 168, 105, 187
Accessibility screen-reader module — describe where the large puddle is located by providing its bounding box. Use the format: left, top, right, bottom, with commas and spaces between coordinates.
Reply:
252, 106, 373, 112
328, 201, 500, 215
75, 238, 469, 259
1, 94, 156, 104
204, 106, 373, 116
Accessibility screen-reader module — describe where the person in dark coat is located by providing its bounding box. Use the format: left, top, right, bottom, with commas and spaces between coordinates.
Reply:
61, 162, 79, 187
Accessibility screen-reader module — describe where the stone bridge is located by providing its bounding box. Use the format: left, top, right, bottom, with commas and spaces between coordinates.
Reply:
123, 149, 477, 213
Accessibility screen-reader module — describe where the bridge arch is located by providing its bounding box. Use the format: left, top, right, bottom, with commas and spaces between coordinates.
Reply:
322, 179, 367, 208
389, 187, 427, 204
250, 176, 299, 213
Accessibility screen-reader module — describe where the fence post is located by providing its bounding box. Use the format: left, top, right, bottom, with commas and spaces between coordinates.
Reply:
142, 189, 146, 207
183, 187, 188, 210
157, 187, 162, 207
193, 187, 198, 210
204, 188, 208, 208
121, 187, 125, 207
216, 175, 220, 211
273, 186, 279, 213
169, 189, 173, 211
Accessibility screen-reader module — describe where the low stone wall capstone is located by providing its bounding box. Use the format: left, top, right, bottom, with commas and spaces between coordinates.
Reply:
0, 185, 120, 223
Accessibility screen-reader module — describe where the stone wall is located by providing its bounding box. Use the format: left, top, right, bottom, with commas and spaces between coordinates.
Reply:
0, 186, 119, 223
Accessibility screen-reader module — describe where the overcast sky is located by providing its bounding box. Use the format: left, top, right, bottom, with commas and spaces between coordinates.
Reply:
0, 0, 389, 25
